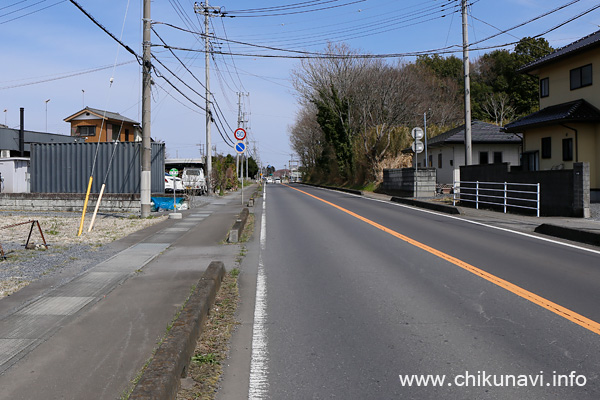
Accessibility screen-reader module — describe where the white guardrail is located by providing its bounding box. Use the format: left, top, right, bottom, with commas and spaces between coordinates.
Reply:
453, 181, 540, 217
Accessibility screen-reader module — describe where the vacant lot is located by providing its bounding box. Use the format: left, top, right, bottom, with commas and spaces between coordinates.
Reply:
0, 212, 166, 298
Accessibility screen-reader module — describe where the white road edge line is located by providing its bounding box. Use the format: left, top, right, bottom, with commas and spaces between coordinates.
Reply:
249, 185, 269, 399
303, 185, 600, 256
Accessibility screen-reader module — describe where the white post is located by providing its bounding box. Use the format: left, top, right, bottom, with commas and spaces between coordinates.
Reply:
504, 182, 507, 214
537, 183, 541, 217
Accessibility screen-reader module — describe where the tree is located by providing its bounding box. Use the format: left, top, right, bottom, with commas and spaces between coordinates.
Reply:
511, 37, 553, 116
416, 54, 463, 84
480, 92, 515, 126
291, 43, 370, 181
313, 84, 354, 179
247, 156, 258, 179
289, 104, 324, 172
354, 60, 413, 181
471, 37, 553, 119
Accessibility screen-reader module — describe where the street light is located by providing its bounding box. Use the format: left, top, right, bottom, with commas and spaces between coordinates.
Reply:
45, 99, 50, 132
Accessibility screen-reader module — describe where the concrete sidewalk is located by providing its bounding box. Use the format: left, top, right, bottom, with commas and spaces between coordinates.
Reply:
0, 186, 256, 399
362, 191, 600, 248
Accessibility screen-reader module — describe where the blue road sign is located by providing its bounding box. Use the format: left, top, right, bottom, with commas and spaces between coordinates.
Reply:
235, 141, 246, 154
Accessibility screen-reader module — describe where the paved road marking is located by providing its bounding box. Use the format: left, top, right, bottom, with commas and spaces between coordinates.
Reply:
249, 185, 269, 399
285, 184, 600, 337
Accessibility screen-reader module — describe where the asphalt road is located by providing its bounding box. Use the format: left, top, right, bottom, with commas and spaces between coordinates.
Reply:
224, 183, 600, 399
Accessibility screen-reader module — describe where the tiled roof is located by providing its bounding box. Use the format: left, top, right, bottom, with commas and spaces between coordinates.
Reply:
64, 107, 139, 125
504, 99, 600, 131
86, 107, 139, 124
519, 30, 600, 73
427, 120, 522, 147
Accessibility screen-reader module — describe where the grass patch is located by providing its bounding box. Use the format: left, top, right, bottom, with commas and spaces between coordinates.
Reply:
176, 269, 240, 400
239, 214, 255, 243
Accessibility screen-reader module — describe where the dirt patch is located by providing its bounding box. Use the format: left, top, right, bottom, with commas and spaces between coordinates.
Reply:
0, 213, 167, 298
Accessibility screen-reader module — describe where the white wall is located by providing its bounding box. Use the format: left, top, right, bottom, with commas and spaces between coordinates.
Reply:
426, 143, 521, 185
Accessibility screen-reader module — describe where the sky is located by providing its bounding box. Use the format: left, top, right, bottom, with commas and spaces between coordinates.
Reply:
1, 0, 600, 170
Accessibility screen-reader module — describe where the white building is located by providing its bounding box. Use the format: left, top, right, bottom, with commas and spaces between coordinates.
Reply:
424, 121, 522, 185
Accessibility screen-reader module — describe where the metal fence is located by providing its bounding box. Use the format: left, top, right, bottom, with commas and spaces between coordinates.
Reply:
453, 180, 540, 217
30, 142, 165, 194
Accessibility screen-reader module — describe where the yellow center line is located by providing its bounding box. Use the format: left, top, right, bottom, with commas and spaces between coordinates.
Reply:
284, 184, 600, 336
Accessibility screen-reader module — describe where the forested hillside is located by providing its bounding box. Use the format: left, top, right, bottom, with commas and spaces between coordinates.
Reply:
289, 37, 553, 185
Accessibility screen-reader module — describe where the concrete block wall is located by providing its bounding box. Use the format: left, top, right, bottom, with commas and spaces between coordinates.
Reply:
382, 168, 436, 198
0, 193, 141, 213
459, 162, 590, 217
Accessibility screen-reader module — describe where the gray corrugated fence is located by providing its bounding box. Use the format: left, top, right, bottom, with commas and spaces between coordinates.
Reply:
30, 142, 165, 194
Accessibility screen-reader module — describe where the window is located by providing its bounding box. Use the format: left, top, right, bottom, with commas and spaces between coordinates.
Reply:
428, 155, 433, 168
438, 153, 442, 168
125, 129, 130, 142
493, 152, 503, 164
449, 159, 453, 167
541, 137, 552, 159
570, 64, 592, 90
479, 152, 489, 165
540, 77, 549, 97
562, 138, 573, 161
76, 125, 96, 137
522, 151, 539, 171
111, 124, 120, 141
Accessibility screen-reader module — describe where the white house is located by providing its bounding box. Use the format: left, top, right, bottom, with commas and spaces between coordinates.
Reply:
424, 120, 522, 185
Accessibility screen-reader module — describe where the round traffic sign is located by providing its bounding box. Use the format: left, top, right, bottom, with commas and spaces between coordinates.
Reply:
411, 127, 424, 140
234, 128, 247, 141
411, 141, 424, 154
235, 141, 246, 154
169, 168, 179, 177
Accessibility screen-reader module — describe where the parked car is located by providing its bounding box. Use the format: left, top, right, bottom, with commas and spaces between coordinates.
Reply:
181, 168, 207, 195
165, 173, 184, 192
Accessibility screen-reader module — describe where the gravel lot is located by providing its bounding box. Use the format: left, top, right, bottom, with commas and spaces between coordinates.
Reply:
0, 212, 167, 298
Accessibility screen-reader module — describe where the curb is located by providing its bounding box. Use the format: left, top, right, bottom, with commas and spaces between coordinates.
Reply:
228, 208, 250, 243
534, 224, 600, 247
129, 261, 226, 400
390, 197, 460, 215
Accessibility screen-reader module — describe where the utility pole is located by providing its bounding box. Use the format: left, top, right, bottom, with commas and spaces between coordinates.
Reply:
140, 0, 152, 217
424, 111, 428, 167
195, 1, 222, 194
462, 0, 473, 166
244, 111, 248, 181
237, 92, 242, 180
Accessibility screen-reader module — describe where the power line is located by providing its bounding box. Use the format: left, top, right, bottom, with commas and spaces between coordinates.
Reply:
0, 1, 28, 12
223, 0, 366, 18
226, 0, 347, 14
0, 0, 65, 24
0, 0, 50, 18
68, 0, 141, 63
151, 62, 234, 148
0, 61, 137, 90
469, 0, 582, 46
151, 55, 208, 103
155, 2, 460, 54
152, 26, 208, 92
